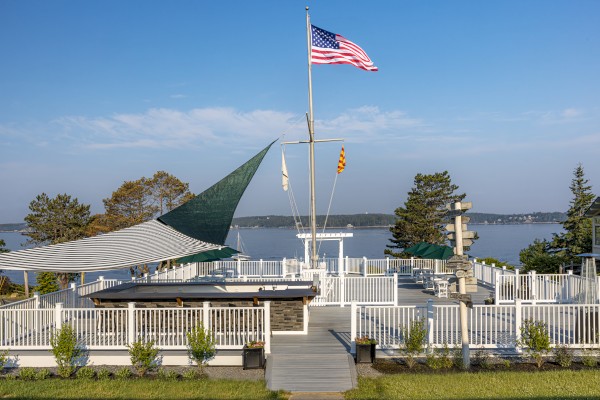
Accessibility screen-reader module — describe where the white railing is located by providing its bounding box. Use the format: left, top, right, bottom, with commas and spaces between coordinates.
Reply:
312, 274, 398, 306
495, 270, 588, 304
0, 277, 127, 311
1, 302, 270, 353
352, 300, 600, 353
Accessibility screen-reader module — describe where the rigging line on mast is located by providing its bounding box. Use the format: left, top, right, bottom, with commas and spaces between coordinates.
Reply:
281, 143, 306, 240
317, 165, 341, 255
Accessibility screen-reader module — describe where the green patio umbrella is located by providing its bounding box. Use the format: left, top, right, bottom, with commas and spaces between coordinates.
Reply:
403, 242, 430, 256
177, 247, 239, 263
404, 242, 454, 260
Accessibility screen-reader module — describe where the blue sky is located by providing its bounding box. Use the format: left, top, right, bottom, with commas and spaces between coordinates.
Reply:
1, 0, 599, 223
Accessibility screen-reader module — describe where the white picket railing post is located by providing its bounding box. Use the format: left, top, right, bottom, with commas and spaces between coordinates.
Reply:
515, 268, 521, 300
386, 257, 390, 275
202, 301, 210, 330
264, 301, 271, 354
345, 256, 349, 275
260, 259, 264, 278
99, 275, 105, 290
567, 270, 573, 300
350, 301, 357, 355
393, 273, 398, 305
426, 299, 434, 348
340, 274, 346, 307
494, 271, 500, 303
70, 282, 77, 307
530, 271, 537, 304
33, 291, 40, 309
514, 299, 522, 353
54, 302, 63, 330
282, 258, 287, 278
363, 257, 368, 277
128, 302, 136, 345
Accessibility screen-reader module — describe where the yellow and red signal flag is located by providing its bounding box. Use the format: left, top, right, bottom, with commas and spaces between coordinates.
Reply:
337, 146, 346, 174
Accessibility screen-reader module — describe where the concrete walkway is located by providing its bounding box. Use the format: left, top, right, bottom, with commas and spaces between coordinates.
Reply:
266, 307, 356, 393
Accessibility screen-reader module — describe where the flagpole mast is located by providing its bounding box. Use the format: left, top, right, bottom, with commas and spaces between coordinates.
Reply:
306, 6, 318, 269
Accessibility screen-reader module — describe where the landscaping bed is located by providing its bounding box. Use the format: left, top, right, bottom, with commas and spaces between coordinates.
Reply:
366, 357, 598, 374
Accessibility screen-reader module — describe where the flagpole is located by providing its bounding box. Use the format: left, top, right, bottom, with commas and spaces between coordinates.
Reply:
306, 6, 318, 269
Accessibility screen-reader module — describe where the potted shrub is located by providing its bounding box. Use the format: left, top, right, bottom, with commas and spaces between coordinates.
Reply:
243, 340, 265, 370
484, 294, 495, 305
355, 336, 377, 363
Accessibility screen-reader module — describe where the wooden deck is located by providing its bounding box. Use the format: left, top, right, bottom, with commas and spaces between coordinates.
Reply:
396, 276, 492, 305
267, 307, 355, 393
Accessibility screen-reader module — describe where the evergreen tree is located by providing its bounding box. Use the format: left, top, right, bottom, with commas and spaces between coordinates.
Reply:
0, 239, 8, 253
24, 193, 91, 289
552, 164, 595, 260
35, 271, 60, 294
386, 171, 466, 258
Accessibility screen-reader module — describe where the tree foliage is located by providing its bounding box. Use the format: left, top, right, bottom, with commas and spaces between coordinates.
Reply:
520, 164, 595, 272
386, 171, 466, 258
552, 164, 595, 261
24, 193, 92, 289
89, 171, 193, 236
519, 239, 566, 273
24, 193, 91, 246
36, 271, 60, 294
86, 171, 193, 277
0, 239, 8, 253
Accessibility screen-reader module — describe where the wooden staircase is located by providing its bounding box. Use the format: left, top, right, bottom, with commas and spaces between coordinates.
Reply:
266, 307, 356, 392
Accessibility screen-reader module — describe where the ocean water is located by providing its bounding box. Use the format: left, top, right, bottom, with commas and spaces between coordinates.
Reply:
0, 223, 563, 284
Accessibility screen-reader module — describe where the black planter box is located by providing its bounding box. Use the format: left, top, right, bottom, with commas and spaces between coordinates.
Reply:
243, 346, 265, 370
356, 343, 376, 363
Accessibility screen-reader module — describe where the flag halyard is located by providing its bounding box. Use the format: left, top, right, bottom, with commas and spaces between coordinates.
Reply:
311, 25, 378, 72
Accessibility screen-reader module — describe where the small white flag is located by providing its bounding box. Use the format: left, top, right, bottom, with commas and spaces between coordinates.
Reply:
282, 150, 289, 191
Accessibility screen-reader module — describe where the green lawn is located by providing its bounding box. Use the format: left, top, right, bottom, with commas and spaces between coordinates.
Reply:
0, 379, 285, 400
345, 370, 600, 399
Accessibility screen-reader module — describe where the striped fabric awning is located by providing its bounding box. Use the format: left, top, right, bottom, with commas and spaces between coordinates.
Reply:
0, 220, 222, 272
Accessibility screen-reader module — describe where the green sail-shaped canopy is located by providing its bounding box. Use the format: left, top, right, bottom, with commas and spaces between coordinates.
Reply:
404, 242, 454, 260
158, 140, 275, 245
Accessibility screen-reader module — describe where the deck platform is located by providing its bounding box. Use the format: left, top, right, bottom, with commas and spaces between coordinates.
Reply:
267, 307, 355, 393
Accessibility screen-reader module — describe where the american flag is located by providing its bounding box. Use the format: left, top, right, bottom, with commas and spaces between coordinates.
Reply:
311, 25, 378, 72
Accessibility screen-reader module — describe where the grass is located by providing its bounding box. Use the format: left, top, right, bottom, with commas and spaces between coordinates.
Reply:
0, 379, 285, 400
345, 369, 600, 399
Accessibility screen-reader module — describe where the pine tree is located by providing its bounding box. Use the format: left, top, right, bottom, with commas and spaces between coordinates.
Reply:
386, 171, 466, 258
552, 164, 595, 260
0, 239, 8, 253
36, 271, 60, 294
24, 193, 91, 289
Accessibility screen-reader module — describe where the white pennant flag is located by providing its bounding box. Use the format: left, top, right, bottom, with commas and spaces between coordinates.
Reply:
282, 150, 289, 191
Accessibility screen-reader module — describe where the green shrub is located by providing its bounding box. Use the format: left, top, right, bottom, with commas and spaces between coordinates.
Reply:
186, 324, 216, 372
426, 344, 453, 370
0, 349, 9, 370
115, 367, 133, 380
76, 366, 96, 380
96, 368, 112, 380
182, 369, 201, 380
50, 324, 85, 378
553, 345, 573, 367
4, 373, 16, 380
18, 367, 37, 381
500, 358, 511, 369
127, 339, 160, 377
517, 319, 551, 368
473, 347, 492, 369
36, 368, 51, 380
581, 349, 598, 367
451, 344, 464, 369
401, 318, 427, 368
157, 367, 179, 381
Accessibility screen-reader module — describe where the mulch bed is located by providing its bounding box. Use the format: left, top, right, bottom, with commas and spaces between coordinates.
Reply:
364, 358, 596, 374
